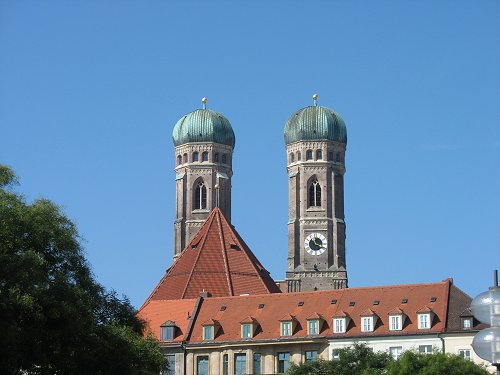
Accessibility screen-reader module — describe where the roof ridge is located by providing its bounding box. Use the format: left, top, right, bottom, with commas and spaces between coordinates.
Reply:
181, 210, 217, 299
216, 209, 234, 296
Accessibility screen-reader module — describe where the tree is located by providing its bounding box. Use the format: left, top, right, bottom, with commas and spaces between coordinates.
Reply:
0, 165, 165, 374
385, 351, 490, 375
287, 343, 393, 375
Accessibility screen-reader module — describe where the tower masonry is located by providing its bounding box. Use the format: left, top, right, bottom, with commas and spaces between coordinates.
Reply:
284, 96, 348, 292
172, 99, 235, 258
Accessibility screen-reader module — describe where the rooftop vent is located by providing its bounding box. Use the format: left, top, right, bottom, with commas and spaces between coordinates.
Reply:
220, 306, 226, 311
258, 304, 265, 309
298, 301, 304, 307
430, 297, 437, 302
331, 299, 337, 304
373, 300, 380, 306
402, 298, 408, 304
349, 301, 355, 307
230, 244, 240, 250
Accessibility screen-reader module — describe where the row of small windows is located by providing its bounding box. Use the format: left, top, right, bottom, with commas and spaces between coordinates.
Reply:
194, 311, 436, 345
177, 152, 228, 165
195, 350, 316, 375
290, 150, 342, 163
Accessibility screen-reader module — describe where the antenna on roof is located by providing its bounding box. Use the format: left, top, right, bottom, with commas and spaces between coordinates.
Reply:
202, 97, 207, 110
313, 94, 318, 107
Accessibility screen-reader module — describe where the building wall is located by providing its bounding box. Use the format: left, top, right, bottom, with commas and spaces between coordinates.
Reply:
442, 332, 495, 373
184, 342, 329, 375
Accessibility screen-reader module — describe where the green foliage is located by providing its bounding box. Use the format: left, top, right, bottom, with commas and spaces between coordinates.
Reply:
386, 351, 490, 375
287, 344, 490, 375
288, 343, 392, 375
0, 165, 165, 374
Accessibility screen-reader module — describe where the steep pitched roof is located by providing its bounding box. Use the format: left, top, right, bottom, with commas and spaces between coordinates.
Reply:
186, 280, 453, 343
136, 298, 198, 343
144, 208, 280, 302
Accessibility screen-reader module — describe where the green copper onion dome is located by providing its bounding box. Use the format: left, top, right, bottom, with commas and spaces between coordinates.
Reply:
284, 99, 347, 145
173, 100, 235, 148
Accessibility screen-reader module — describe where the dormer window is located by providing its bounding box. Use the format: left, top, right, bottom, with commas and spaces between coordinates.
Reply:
242, 323, 253, 338
203, 325, 214, 340
280, 315, 296, 336
202, 319, 219, 340
281, 321, 292, 336
308, 319, 319, 335
417, 307, 435, 330
160, 320, 177, 341
418, 313, 431, 329
389, 314, 402, 331
388, 308, 406, 331
462, 317, 472, 330
333, 318, 346, 333
361, 316, 373, 332
360, 309, 378, 333
240, 317, 257, 339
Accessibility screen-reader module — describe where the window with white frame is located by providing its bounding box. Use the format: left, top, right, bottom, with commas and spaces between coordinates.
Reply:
203, 325, 213, 340
308, 319, 319, 335
241, 323, 253, 338
281, 321, 292, 336
361, 316, 373, 332
389, 315, 402, 331
419, 345, 433, 354
418, 313, 431, 329
462, 318, 472, 329
458, 349, 472, 361
333, 318, 346, 333
389, 346, 403, 360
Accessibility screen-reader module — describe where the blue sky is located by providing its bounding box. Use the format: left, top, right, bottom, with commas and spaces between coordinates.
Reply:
1, 1, 499, 308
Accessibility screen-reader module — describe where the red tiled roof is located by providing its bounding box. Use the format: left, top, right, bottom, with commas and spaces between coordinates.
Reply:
144, 208, 281, 302
136, 298, 197, 343
187, 280, 452, 343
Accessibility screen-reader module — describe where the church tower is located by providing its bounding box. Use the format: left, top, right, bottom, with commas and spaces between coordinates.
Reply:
172, 98, 235, 258
284, 95, 348, 292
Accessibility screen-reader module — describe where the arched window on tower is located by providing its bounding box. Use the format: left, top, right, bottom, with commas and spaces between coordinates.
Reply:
214, 152, 219, 162
183, 153, 188, 163
336, 152, 341, 162
193, 152, 199, 162
297, 151, 301, 161
194, 181, 207, 210
290, 153, 295, 163
306, 150, 313, 160
222, 154, 227, 164
316, 150, 322, 160
308, 180, 321, 207
202, 151, 208, 162
177, 155, 182, 165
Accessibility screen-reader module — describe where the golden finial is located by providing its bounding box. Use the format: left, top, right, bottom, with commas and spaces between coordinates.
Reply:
313, 94, 319, 106
201, 97, 207, 109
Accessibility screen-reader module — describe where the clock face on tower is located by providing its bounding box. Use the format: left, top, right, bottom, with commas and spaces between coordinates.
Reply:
304, 233, 327, 256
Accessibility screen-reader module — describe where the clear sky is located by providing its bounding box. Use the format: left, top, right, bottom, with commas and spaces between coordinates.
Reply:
1, 1, 499, 309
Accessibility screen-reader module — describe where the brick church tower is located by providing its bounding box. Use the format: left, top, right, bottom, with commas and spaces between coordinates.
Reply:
171, 98, 235, 258
284, 95, 348, 292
